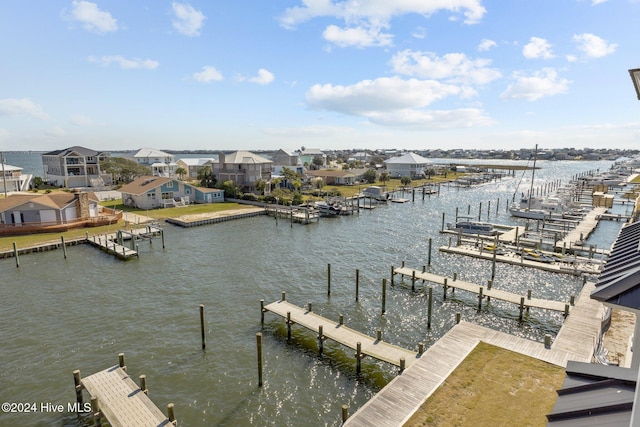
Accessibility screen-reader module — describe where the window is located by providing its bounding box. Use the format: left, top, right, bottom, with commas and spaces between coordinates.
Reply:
147, 193, 156, 200
166, 181, 174, 189
161, 192, 173, 200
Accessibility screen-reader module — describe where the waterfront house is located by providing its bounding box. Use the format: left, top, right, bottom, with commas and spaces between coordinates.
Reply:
42, 146, 111, 188
0, 191, 116, 235
176, 158, 218, 179
133, 148, 177, 178
270, 149, 298, 167
298, 148, 327, 168
305, 169, 362, 186
119, 176, 224, 209
383, 152, 432, 178
212, 151, 272, 193
0, 163, 30, 192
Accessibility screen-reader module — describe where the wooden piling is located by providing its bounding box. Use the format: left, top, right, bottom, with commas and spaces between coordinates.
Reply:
478, 287, 483, 310
382, 278, 387, 315
428, 238, 432, 266
456, 312, 461, 324
355, 269, 359, 302
544, 334, 551, 349
399, 357, 405, 374
91, 396, 102, 426
356, 342, 362, 374
73, 370, 83, 405
161, 229, 165, 249
13, 242, 19, 268
167, 403, 176, 425
427, 286, 433, 329
519, 296, 525, 321
318, 325, 324, 354
327, 263, 331, 296
441, 212, 445, 232
391, 265, 395, 285
61, 236, 67, 259
411, 270, 416, 292
139, 375, 148, 395
118, 353, 126, 371
342, 404, 349, 423
261, 299, 265, 324
200, 304, 206, 350
443, 278, 448, 301
287, 312, 292, 340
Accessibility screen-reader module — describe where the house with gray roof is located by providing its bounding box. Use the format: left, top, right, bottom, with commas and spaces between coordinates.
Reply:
176, 157, 218, 179
119, 176, 223, 209
213, 151, 272, 192
42, 146, 111, 188
132, 148, 178, 178
383, 152, 432, 178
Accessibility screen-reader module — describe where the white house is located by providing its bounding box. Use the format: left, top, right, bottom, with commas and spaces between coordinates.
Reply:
0, 163, 31, 193
176, 158, 218, 179
133, 148, 177, 178
383, 152, 433, 178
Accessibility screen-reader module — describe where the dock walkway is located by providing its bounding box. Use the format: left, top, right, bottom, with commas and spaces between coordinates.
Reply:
87, 234, 139, 260
78, 365, 174, 427
556, 207, 608, 249
263, 299, 419, 368
344, 282, 603, 427
393, 266, 571, 314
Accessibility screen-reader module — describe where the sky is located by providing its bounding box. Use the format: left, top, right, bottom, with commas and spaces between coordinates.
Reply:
1, 0, 640, 153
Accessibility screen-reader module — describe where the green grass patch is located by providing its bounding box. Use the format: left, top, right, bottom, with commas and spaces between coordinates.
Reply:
404, 342, 564, 427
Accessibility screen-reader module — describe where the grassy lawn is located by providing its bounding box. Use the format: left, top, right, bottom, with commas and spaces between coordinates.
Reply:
321, 174, 465, 199
404, 342, 565, 427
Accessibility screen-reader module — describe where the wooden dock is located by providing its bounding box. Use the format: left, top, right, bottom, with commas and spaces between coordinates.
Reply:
87, 234, 139, 260
263, 299, 420, 369
74, 355, 176, 427
438, 244, 602, 275
344, 282, 604, 427
555, 206, 607, 249
393, 266, 571, 315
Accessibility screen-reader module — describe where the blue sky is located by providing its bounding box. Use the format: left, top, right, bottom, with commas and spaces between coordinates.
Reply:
1, 0, 639, 153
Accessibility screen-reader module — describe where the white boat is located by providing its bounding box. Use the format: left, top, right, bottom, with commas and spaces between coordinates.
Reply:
315, 202, 345, 216
362, 186, 390, 201
447, 218, 498, 235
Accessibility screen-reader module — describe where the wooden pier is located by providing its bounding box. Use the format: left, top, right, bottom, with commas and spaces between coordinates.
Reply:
392, 266, 572, 316
438, 244, 602, 275
73, 354, 176, 427
262, 298, 420, 370
555, 206, 607, 249
87, 234, 140, 260
344, 282, 604, 426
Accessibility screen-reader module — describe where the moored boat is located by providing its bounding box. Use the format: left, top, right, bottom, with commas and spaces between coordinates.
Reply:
447, 217, 498, 235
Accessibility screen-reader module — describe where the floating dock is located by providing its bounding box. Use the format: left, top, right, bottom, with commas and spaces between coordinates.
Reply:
262, 297, 420, 370
86, 234, 140, 260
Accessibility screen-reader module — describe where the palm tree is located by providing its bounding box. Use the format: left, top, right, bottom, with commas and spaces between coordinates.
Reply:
175, 167, 187, 180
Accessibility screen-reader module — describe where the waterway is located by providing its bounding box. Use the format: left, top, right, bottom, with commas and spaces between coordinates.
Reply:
0, 157, 629, 426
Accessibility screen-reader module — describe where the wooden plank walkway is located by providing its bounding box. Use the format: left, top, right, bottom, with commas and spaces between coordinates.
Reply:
555, 206, 607, 249
344, 282, 604, 427
263, 299, 419, 368
393, 266, 571, 314
87, 234, 139, 260
438, 245, 602, 275
81, 365, 173, 427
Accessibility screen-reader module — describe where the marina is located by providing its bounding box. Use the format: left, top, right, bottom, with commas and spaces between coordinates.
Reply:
0, 157, 638, 426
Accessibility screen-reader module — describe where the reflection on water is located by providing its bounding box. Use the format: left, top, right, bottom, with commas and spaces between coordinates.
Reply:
0, 159, 624, 426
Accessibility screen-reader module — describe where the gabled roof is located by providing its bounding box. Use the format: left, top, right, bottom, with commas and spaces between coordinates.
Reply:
383, 152, 432, 165
118, 176, 174, 196
0, 192, 98, 212
222, 151, 271, 164
1, 164, 22, 171
134, 148, 172, 158
42, 146, 107, 157
591, 221, 640, 309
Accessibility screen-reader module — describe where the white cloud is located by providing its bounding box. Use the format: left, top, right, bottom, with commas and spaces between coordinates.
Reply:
0, 98, 49, 120
88, 55, 159, 69
279, 1, 486, 32
306, 77, 463, 115
367, 108, 493, 128
249, 69, 275, 85
322, 24, 393, 48
193, 66, 224, 83
572, 33, 617, 58
390, 50, 501, 85
412, 27, 427, 39
172, 2, 206, 36
70, 114, 95, 126
522, 37, 555, 59
478, 39, 496, 52
46, 126, 66, 137
500, 68, 570, 101
68, 1, 118, 34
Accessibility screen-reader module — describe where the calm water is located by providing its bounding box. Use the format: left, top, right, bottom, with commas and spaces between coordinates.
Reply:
0, 158, 624, 426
